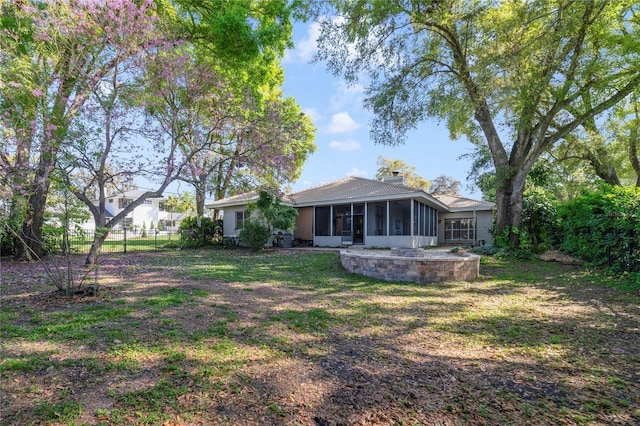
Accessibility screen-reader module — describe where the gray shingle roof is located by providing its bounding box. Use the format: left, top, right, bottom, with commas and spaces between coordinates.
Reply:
208, 177, 451, 211
432, 193, 495, 211
290, 177, 428, 204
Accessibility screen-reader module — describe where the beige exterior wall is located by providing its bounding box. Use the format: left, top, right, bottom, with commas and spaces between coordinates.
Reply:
294, 207, 313, 241
438, 210, 494, 245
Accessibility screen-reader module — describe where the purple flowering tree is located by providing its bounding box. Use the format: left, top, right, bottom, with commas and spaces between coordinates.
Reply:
0, 0, 162, 259
142, 51, 316, 220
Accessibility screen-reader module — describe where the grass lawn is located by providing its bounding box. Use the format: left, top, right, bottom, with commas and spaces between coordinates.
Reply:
0, 249, 638, 425
65, 235, 182, 255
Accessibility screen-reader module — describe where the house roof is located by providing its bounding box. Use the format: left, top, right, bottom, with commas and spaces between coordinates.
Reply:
206, 190, 296, 209
106, 190, 164, 200
288, 177, 448, 210
432, 193, 495, 211
207, 177, 452, 211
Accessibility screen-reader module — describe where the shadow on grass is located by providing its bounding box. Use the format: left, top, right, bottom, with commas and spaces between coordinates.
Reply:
0, 250, 638, 425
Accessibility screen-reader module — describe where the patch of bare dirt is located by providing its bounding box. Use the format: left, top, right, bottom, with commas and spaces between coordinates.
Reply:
539, 249, 582, 265
1, 251, 638, 426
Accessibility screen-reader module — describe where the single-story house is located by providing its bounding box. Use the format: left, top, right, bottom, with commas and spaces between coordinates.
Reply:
207, 176, 495, 248
207, 175, 495, 248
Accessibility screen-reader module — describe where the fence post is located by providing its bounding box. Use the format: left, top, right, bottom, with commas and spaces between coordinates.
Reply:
123, 227, 127, 254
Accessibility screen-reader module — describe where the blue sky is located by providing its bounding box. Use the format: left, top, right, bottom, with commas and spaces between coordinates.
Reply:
282, 21, 481, 198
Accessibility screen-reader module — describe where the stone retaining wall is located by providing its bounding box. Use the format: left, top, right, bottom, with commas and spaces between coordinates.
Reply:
340, 250, 480, 283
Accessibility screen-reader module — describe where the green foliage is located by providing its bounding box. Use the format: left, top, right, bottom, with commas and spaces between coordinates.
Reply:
238, 219, 271, 251
34, 401, 81, 423
559, 185, 640, 274
178, 216, 220, 247
41, 223, 65, 256
374, 156, 431, 191
472, 245, 499, 256
163, 193, 195, 213
494, 247, 537, 262
316, 0, 640, 248
0, 215, 21, 257
253, 191, 298, 232
521, 187, 560, 253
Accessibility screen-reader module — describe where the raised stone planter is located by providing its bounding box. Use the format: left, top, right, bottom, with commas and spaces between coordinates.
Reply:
340, 248, 480, 284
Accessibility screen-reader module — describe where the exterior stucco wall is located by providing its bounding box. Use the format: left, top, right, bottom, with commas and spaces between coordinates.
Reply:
294, 207, 313, 241
438, 210, 494, 245
222, 206, 246, 237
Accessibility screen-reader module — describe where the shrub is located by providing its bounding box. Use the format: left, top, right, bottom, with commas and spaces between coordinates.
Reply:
472, 245, 498, 256
178, 216, 220, 247
521, 187, 560, 252
558, 185, 640, 273
239, 219, 271, 251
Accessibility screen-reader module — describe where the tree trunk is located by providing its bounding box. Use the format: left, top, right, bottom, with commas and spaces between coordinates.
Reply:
15, 177, 51, 260
85, 230, 109, 266
494, 170, 528, 248
195, 183, 206, 218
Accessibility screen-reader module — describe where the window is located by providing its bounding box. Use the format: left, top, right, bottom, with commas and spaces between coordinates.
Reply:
444, 218, 475, 241
235, 211, 246, 229
159, 202, 166, 212
144, 200, 152, 205
108, 198, 113, 203
122, 217, 133, 228
118, 198, 133, 209
315, 206, 331, 236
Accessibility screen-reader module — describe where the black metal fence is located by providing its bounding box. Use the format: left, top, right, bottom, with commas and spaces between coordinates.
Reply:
43, 229, 215, 256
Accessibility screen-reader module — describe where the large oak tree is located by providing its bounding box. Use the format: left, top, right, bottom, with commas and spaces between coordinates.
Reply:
315, 0, 640, 246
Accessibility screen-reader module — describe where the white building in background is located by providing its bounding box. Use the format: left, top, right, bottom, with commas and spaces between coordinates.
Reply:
78, 190, 187, 232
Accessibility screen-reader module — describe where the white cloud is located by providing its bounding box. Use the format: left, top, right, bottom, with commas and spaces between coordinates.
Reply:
329, 80, 365, 111
346, 166, 368, 177
329, 138, 361, 152
284, 22, 321, 63
327, 112, 360, 134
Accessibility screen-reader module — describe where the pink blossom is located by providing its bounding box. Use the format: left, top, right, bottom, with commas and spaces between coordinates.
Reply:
32, 88, 44, 97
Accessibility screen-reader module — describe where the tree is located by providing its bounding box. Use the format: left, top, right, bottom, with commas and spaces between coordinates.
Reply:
316, 0, 640, 247
171, 0, 297, 94
43, 2, 193, 266
549, 95, 640, 189
141, 49, 316, 219
374, 156, 431, 191
429, 175, 461, 195
0, 0, 163, 259
163, 194, 195, 214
